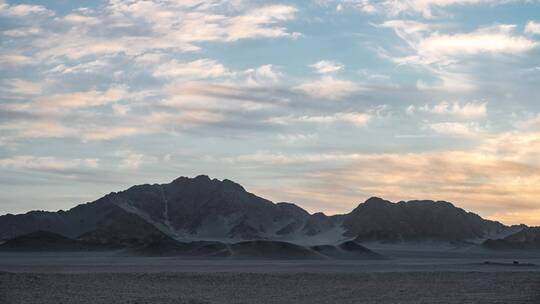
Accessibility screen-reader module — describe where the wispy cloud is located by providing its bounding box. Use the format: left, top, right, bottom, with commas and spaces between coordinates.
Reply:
116, 150, 147, 170
382, 22, 537, 65
427, 121, 483, 137
525, 21, 540, 35
408, 101, 488, 119
0, 155, 98, 173
268, 112, 372, 127
294, 76, 368, 100
153, 59, 230, 79
334, 0, 528, 18
379, 21, 538, 90
2, 1, 300, 65
309, 60, 344, 74
1, 0, 540, 225
0, 1, 53, 17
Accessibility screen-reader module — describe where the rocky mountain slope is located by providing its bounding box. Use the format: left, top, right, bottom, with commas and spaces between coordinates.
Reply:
0, 175, 517, 253
345, 197, 505, 242
483, 227, 540, 250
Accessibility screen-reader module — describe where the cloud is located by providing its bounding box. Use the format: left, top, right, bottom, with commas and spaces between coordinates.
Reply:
294, 76, 367, 100
427, 122, 482, 137
226, 139, 540, 224
418, 25, 537, 58
322, 0, 378, 14
0, 120, 72, 139
49, 58, 111, 74
221, 5, 301, 41
0, 2, 53, 17
309, 60, 344, 74
380, 19, 433, 37
415, 68, 477, 91
1, 79, 48, 95
0, 54, 33, 66
67, 3, 296, 58
338, 0, 525, 18
482, 131, 540, 166
245, 65, 281, 85
0, 70, 290, 143
2, 26, 42, 37
153, 58, 230, 79
354, 0, 378, 14
1, 0, 539, 225
383, 22, 537, 65
62, 14, 100, 25
134, 53, 163, 65
0, 117, 153, 142
116, 150, 146, 170
268, 112, 372, 127
0, 155, 99, 172
385, 0, 495, 17
525, 21, 540, 35
34, 86, 128, 110
155, 61, 281, 87
80, 126, 151, 142
162, 81, 287, 111
112, 103, 130, 116
277, 133, 319, 145
224, 151, 366, 166
380, 22, 538, 90
144, 110, 225, 130
515, 113, 540, 130
410, 101, 488, 119
1, 2, 300, 68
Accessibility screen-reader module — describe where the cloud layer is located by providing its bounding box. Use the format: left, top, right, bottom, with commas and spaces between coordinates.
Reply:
1, 0, 540, 225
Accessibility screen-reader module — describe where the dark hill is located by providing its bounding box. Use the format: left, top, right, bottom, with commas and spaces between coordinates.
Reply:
0, 231, 91, 252
311, 241, 382, 259
344, 197, 505, 242
483, 227, 540, 250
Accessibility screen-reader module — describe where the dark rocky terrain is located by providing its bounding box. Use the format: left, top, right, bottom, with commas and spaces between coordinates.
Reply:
345, 197, 505, 242
483, 227, 540, 250
0, 231, 97, 252
0, 175, 530, 257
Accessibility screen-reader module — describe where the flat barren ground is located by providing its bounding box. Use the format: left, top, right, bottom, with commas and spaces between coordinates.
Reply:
1, 271, 540, 304
1, 253, 540, 304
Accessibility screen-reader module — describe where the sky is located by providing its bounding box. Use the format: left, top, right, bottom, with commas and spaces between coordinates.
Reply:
0, 0, 539, 225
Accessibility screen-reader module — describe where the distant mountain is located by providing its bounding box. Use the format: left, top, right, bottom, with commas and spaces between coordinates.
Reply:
0, 231, 96, 252
483, 227, 540, 250
0, 175, 519, 256
344, 197, 506, 242
0, 175, 336, 245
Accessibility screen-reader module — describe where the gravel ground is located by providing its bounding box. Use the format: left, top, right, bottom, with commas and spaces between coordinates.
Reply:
1, 271, 540, 304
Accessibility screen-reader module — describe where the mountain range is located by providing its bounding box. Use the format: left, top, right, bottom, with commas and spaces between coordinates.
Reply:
0, 175, 536, 257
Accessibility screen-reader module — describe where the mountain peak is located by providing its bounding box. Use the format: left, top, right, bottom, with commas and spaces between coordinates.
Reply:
397, 199, 456, 209
172, 175, 246, 192
194, 174, 211, 180
359, 197, 393, 208
221, 179, 246, 192
172, 174, 211, 184
364, 197, 389, 204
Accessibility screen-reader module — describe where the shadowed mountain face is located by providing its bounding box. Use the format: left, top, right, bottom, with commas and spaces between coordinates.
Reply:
0, 231, 109, 252
483, 227, 540, 250
0, 175, 518, 255
344, 197, 506, 242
